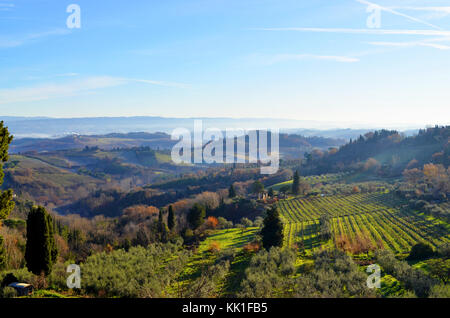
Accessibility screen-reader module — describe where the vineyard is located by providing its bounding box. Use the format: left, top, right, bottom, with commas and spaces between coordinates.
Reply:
278, 192, 450, 254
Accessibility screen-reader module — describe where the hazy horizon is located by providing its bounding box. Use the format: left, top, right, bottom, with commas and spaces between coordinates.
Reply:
2, 115, 431, 141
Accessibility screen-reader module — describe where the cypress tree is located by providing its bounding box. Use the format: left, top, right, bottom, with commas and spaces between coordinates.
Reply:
0, 236, 6, 270
133, 226, 150, 247
122, 238, 131, 252
261, 206, 284, 249
228, 184, 236, 198
157, 209, 169, 242
25, 206, 58, 275
188, 203, 206, 230
158, 209, 164, 233
292, 170, 300, 195
0, 121, 14, 270
167, 205, 175, 231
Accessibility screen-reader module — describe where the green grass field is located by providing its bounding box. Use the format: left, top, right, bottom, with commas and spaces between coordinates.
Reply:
169, 227, 258, 297
269, 173, 347, 191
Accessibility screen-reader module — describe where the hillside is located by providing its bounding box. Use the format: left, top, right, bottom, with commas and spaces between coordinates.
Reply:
10, 133, 176, 153
2, 147, 184, 209
11, 131, 345, 160
4, 155, 103, 206
302, 126, 449, 177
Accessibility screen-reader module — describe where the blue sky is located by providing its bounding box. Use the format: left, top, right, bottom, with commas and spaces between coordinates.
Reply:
0, 0, 450, 127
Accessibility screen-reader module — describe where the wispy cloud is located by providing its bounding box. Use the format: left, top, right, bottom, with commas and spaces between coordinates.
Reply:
0, 77, 123, 104
256, 1, 450, 55
266, 54, 359, 64
0, 29, 70, 48
24, 73, 80, 81
388, 6, 450, 14
122, 77, 188, 88
255, 27, 450, 36
366, 41, 450, 50
366, 35, 450, 51
0, 3, 14, 11
387, 6, 450, 20
355, 0, 442, 30
0, 76, 187, 104
57, 73, 80, 78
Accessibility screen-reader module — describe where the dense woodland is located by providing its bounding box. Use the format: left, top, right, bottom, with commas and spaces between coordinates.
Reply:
301, 126, 449, 176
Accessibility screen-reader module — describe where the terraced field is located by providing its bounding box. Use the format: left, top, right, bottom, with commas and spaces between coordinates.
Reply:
278, 192, 450, 254
269, 173, 348, 191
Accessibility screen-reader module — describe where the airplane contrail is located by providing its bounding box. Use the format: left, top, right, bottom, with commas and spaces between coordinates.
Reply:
355, 0, 442, 30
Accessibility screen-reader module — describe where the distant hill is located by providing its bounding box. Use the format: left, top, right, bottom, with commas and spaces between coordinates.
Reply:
10, 131, 345, 160
10, 133, 177, 153
1, 116, 320, 138
284, 128, 419, 140
0, 116, 51, 122
1, 116, 422, 139
302, 126, 449, 177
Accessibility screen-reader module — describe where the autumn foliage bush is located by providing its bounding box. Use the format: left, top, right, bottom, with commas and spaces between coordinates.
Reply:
335, 232, 378, 255
205, 216, 219, 229
122, 205, 159, 223
208, 241, 221, 254
243, 242, 260, 253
